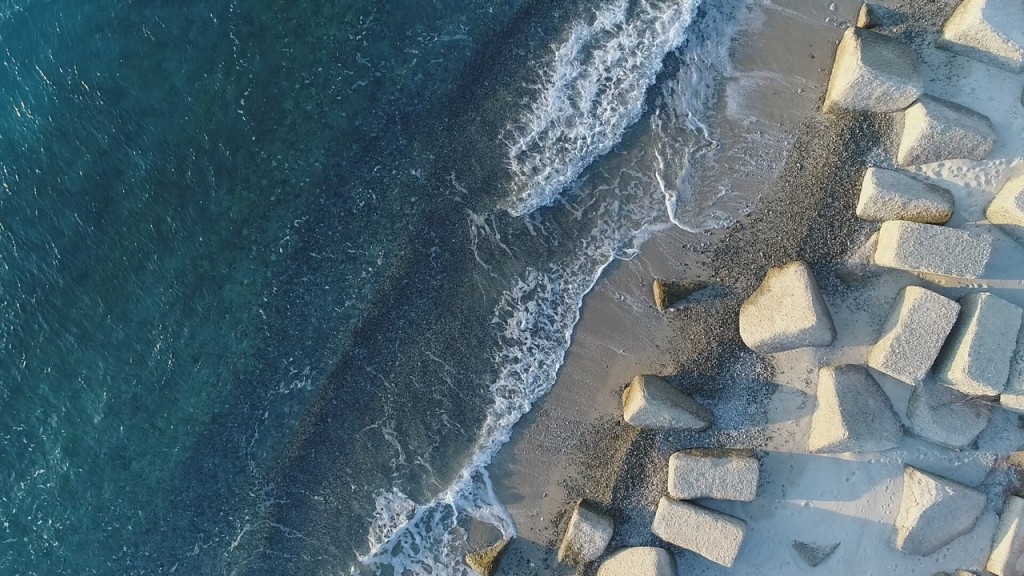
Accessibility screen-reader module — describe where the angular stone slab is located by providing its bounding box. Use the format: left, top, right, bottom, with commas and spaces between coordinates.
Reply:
935, 292, 1022, 396
1000, 328, 1024, 413
465, 538, 510, 576
652, 497, 746, 568
808, 365, 903, 453
893, 466, 986, 556
558, 501, 613, 565
987, 495, 1024, 576
823, 27, 923, 113
856, 167, 954, 224
867, 286, 960, 384
667, 448, 759, 502
874, 221, 993, 279
986, 174, 1024, 246
622, 375, 712, 431
907, 377, 992, 450
938, 0, 1024, 73
597, 547, 677, 576
739, 261, 835, 354
792, 541, 840, 567
897, 96, 996, 166
857, 3, 906, 29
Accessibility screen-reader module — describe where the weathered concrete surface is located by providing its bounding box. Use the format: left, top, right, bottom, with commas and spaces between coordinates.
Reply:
558, 501, 613, 565
987, 174, 1024, 246
667, 448, 759, 502
465, 538, 510, 576
893, 466, 986, 556
867, 286, 960, 384
935, 292, 1022, 396
652, 279, 708, 312
1000, 327, 1024, 413
739, 261, 835, 354
938, 0, 1024, 73
897, 96, 996, 166
808, 365, 903, 453
907, 377, 992, 450
873, 221, 993, 279
856, 167, 954, 224
652, 497, 746, 568
622, 374, 713, 431
823, 27, 922, 113
596, 547, 676, 576
987, 495, 1024, 576
857, 3, 906, 29
792, 541, 840, 567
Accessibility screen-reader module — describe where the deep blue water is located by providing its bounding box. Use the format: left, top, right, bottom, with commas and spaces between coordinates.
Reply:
0, 0, 735, 574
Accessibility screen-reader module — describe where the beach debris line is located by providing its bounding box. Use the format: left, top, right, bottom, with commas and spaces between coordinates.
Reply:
667, 449, 759, 502
557, 500, 613, 565
937, 0, 1024, 73
621, 374, 713, 431
856, 166, 954, 224
595, 546, 676, 576
650, 496, 747, 568
822, 27, 922, 113
791, 540, 840, 568
935, 292, 1023, 397
872, 220, 994, 279
807, 365, 903, 454
866, 286, 960, 384
738, 261, 836, 354
892, 467, 986, 556
464, 537, 511, 576
987, 495, 1024, 575
986, 173, 1024, 246
906, 377, 992, 450
897, 95, 996, 166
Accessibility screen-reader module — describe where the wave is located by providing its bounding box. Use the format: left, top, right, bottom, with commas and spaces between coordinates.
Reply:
504, 0, 703, 216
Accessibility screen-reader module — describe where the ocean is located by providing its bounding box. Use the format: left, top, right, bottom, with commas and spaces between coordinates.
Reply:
0, 0, 742, 574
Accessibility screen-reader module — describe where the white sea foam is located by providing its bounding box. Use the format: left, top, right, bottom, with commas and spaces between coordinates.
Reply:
505, 0, 703, 216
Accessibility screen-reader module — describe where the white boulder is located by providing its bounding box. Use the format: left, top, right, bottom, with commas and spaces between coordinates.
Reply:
651, 497, 746, 568
597, 547, 676, 576
739, 261, 835, 354
986, 174, 1024, 246
856, 167, 954, 224
892, 466, 986, 556
622, 375, 713, 431
808, 365, 903, 453
867, 286, 960, 384
938, 0, 1024, 73
897, 96, 996, 166
558, 501, 613, 565
935, 292, 1022, 396
873, 220, 993, 279
823, 27, 923, 113
667, 449, 759, 502
907, 377, 992, 450
987, 495, 1024, 576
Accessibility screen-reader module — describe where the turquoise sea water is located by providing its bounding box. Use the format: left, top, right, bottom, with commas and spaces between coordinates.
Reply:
0, 0, 736, 573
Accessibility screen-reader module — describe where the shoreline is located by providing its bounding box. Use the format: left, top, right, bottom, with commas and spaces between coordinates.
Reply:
486, 0, 1024, 574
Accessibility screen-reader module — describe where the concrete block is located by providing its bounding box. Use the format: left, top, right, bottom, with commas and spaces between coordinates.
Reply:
907, 377, 992, 450
897, 95, 996, 166
893, 466, 986, 556
597, 547, 676, 576
739, 261, 835, 354
808, 365, 903, 453
652, 497, 746, 568
857, 167, 954, 224
936, 292, 1022, 396
999, 327, 1024, 413
987, 495, 1024, 576
858, 3, 907, 29
558, 501, 613, 565
986, 174, 1024, 246
622, 375, 713, 431
823, 27, 923, 113
938, 0, 1024, 72
667, 448, 759, 502
867, 286, 960, 384
874, 220, 993, 279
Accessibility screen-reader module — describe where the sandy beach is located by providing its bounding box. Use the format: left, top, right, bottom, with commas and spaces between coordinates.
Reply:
485, 0, 1024, 574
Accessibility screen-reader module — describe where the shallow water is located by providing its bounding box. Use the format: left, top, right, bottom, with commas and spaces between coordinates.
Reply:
0, 0, 742, 574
